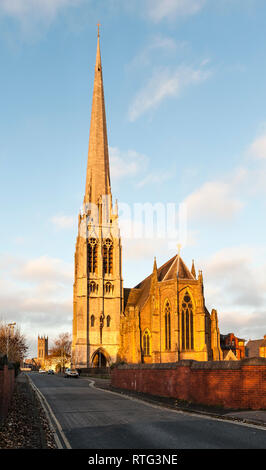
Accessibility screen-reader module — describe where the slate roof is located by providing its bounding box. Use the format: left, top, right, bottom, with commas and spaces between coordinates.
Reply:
124, 255, 195, 311
245, 339, 264, 357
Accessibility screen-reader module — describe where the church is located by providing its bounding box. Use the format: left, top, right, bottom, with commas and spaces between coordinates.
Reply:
71, 32, 222, 369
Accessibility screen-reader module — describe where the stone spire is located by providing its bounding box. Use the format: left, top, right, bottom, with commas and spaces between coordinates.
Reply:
84, 31, 111, 206
191, 259, 196, 278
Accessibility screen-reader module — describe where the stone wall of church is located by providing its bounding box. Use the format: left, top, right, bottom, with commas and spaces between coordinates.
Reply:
111, 358, 266, 410
119, 276, 219, 364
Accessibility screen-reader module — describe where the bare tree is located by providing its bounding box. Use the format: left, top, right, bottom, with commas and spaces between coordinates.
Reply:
49, 332, 72, 372
0, 322, 28, 363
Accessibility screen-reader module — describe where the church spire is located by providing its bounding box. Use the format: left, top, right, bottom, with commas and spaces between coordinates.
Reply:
84, 29, 111, 206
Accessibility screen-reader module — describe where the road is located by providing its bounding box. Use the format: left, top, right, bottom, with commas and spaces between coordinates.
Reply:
29, 372, 266, 449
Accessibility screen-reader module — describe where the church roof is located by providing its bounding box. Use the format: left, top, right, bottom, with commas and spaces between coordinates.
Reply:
124, 255, 195, 311
135, 254, 195, 288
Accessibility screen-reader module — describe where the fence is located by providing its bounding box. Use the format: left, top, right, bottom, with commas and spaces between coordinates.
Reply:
0, 359, 15, 420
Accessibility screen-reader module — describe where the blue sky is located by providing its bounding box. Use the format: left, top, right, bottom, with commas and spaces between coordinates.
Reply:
1, 0, 266, 356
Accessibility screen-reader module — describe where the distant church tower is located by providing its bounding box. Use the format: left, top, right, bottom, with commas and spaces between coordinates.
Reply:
72, 31, 123, 368
37, 336, 48, 364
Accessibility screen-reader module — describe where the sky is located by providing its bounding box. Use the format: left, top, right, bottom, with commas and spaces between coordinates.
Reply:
1, 0, 266, 357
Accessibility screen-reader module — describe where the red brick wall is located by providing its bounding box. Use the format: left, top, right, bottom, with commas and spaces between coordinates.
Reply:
111, 359, 266, 410
0, 365, 15, 419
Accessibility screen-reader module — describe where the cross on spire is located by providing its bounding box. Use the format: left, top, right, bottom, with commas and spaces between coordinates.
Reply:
97, 22, 101, 38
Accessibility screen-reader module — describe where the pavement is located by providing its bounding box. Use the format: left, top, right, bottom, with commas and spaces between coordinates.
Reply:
28, 372, 266, 449
85, 376, 266, 428
0, 373, 56, 449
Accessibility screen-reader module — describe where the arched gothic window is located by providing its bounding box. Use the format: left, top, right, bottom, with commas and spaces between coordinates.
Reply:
165, 301, 171, 350
103, 238, 113, 274
105, 282, 113, 294
106, 315, 111, 327
91, 315, 95, 327
181, 292, 194, 351
89, 281, 98, 294
88, 238, 98, 273
143, 329, 151, 356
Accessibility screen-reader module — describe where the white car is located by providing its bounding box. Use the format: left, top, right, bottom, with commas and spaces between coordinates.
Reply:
39, 369, 46, 374
64, 368, 79, 378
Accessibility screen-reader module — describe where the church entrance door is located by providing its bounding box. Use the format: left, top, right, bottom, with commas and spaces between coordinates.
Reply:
92, 349, 108, 368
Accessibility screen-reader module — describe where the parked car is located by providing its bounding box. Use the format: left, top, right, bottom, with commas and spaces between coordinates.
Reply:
47, 369, 54, 375
39, 369, 46, 374
64, 368, 79, 378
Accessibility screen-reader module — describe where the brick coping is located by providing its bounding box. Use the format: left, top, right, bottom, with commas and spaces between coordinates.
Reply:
115, 357, 266, 370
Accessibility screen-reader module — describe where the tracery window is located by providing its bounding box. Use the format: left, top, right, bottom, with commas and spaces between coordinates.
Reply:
103, 238, 113, 274
181, 292, 194, 351
143, 329, 151, 356
88, 238, 98, 273
165, 301, 171, 350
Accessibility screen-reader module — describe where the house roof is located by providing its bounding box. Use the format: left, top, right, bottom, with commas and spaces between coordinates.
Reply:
246, 339, 264, 357
223, 349, 238, 361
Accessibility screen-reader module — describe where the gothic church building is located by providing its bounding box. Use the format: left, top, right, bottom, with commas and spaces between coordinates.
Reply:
72, 34, 222, 368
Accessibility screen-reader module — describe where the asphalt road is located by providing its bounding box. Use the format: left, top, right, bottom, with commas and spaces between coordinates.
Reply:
29, 372, 266, 449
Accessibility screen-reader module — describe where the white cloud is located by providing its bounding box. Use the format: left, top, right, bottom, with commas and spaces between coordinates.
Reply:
0, 254, 73, 356
0, 0, 81, 22
123, 237, 172, 261
83, 144, 174, 190
148, 34, 178, 51
13, 255, 73, 283
183, 180, 243, 223
201, 245, 266, 338
248, 133, 266, 160
109, 147, 149, 180
128, 65, 210, 121
137, 170, 173, 188
146, 0, 206, 22
218, 311, 266, 341
51, 214, 76, 230
128, 34, 181, 70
